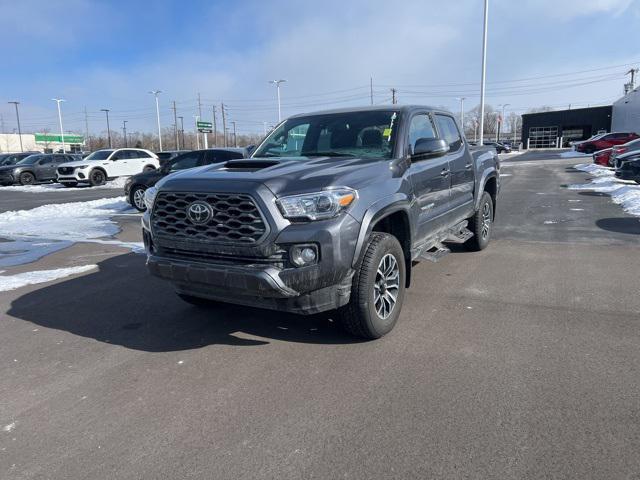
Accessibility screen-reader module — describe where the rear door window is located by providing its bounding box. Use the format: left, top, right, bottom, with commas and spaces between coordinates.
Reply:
169, 152, 203, 171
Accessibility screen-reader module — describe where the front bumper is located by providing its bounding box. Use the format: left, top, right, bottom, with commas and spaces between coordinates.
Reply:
57, 169, 89, 183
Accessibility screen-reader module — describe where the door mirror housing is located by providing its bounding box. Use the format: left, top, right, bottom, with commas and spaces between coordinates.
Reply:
412, 138, 449, 159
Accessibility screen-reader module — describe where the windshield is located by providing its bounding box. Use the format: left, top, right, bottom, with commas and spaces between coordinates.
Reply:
84, 150, 113, 160
16, 154, 43, 165
253, 110, 399, 160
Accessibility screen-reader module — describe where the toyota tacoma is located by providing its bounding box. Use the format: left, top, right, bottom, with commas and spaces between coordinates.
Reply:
142, 106, 499, 339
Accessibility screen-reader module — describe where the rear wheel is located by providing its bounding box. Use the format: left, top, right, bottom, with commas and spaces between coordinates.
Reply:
19, 172, 35, 185
89, 169, 106, 186
129, 185, 147, 212
465, 191, 494, 251
339, 232, 406, 339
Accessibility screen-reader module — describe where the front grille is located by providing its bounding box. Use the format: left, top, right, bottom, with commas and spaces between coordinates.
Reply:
152, 192, 268, 245
58, 167, 74, 175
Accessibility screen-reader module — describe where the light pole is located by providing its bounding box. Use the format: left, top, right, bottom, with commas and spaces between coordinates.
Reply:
193, 115, 200, 150
497, 103, 510, 143
268, 79, 286, 122
178, 116, 184, 150
149, 90, 163, 151
122, 120, 128, 147
457, 97, 466, 136
478, 0, 489, 146
100, 109, 112, 148
8, 101, 23, 152
52, 98, 66, 152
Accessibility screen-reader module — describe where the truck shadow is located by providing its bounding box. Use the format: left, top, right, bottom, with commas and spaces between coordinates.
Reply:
595, 217, 640, 235
7, 254, 362, 351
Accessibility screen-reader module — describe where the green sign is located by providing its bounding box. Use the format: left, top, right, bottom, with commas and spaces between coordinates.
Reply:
35, 133, 84, 144
197, 121, 213, 133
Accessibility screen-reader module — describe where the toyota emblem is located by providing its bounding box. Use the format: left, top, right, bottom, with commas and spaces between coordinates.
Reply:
186, 201, 213, 225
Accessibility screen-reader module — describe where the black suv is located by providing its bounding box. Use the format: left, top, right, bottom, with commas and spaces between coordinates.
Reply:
125, 148, 246, 211
0, 153, 81, 186
143, 106, 499, 339
0, 152, 40, 166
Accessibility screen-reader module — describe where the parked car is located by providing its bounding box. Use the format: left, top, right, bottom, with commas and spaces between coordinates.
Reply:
125, 148, 246, 211
0, 151, 41, 166
593, 148, 613, 167
142, 105, 499, 339
608, 138, 640, 167
57, 148, 160, 187
482, 141, 511, 154
0, 153, 80, 186
614, 151, 640, 183
156, 150, 190, 167
575, 132, 639, 154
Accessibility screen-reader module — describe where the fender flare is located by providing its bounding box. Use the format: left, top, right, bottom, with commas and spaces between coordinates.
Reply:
351, 193, 413, 268
474, 168, 499, 211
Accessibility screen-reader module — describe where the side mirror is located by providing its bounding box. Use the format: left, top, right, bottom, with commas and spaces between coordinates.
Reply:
412, 138, 449, 159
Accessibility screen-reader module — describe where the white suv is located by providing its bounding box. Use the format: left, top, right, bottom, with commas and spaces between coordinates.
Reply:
57, 148, 160, 187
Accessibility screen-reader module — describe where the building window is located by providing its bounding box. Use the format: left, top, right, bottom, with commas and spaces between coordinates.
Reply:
529, 126, 558, 148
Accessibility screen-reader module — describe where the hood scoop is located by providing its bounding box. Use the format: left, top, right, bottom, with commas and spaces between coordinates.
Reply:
221, 159, 280, 172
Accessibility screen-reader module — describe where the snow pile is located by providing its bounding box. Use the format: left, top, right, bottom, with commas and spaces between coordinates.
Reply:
569, 164, 640, 217
560, 150, 590, 158
0, 176, 128, 193
0, 265, 96, 292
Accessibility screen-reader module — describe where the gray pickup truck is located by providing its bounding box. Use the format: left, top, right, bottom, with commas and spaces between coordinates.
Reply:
142, 106, 499, 339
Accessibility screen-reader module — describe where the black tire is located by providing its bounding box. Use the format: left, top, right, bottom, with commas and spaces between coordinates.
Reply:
143, 165, 156, 173
62, 182, 78, 188
465, 191, 494, 251
339, 232, 406, 339
89, 169, 106, 186
177, 293, 218, 307
129, 185, 147, 212
19, 172, 35, 185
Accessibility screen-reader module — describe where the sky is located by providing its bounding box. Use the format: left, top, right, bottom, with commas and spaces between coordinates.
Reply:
0, 0, 639, 137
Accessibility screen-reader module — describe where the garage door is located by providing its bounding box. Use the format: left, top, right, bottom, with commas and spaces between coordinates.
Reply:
529, 126, 558, 148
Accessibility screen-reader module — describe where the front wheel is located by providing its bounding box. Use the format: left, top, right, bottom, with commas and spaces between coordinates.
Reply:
129, 185, 147, 212
19, 172, 35, 185
339, 232, 406, 339
89, 169, 106, 186
465, 191, 494, 251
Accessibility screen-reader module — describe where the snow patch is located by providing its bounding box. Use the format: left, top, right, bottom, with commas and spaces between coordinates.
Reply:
569, 163, 640, 217
0, 265, 97, 292
2, 423, 16, 432
0, 177, 129, 193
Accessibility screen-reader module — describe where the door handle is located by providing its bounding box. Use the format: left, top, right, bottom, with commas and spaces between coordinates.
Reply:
440, 169, 450, 176
465, 163, 473, 170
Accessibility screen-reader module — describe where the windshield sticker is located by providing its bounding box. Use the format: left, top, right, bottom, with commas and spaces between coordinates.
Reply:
387, 113, 397, 141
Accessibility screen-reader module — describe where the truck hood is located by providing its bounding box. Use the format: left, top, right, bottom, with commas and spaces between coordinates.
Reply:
158, 156, 392, 196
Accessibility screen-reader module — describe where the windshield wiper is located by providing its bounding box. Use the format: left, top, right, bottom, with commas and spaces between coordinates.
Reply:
302, 151, 356, 157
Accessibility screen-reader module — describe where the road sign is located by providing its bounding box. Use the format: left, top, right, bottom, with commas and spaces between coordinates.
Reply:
197, 121, 212, 133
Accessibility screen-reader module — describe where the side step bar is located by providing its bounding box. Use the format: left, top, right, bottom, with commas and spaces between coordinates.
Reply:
415, 221, 475, 263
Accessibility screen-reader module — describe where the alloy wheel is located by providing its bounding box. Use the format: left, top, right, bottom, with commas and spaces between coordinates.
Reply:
374, 253, 400, 320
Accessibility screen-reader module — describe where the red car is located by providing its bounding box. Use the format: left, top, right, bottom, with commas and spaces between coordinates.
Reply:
593, 148, 613, 166
576, 132, 639, 154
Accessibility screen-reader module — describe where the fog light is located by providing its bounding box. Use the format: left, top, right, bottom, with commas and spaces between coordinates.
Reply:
290, 244, 318, 267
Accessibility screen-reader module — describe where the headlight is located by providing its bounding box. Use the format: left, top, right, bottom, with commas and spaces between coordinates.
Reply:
144, 186, 158, 210
276, 188, 357, 221
74, 165, 88, 169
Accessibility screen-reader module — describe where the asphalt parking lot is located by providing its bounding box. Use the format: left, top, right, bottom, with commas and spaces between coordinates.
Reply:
1, 154, 640, 479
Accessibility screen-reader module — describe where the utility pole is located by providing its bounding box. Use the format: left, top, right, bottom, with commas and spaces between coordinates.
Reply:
391, 88, 397, 105
268, 79, 286, 122
221, 103, 227, 147
232, 121, 237, 147
52, 98, 66, 152
478, 0, 489, 146
84, 106, 90, 151
457, 97, 466, 134
8, 101, 23, 152
178, 116, 185, 150
624, 68, 639, 94
212, 105, 218, 147
149, 90, 162, 151
172, 101, 179, 150
193, 115, 200, 149
122, 120, 128, 147
370, 77, 374, 105
100, 108, 111, 148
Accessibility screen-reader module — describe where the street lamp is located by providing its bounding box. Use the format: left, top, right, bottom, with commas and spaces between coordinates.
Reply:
178, 116, 185, 150
7, 101, 23, 152
122, 120, 128, 147
478, 0, 489, 145
52, 98, 66, 152
456, 97, 466, 136
193, 115, 200, 150
100, 109, 112, 148
268, 79, 286, 122
149, 90, 163, 151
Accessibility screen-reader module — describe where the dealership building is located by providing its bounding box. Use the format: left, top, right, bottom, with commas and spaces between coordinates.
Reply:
0, 132, 85, 153
521, 87, 640, 148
